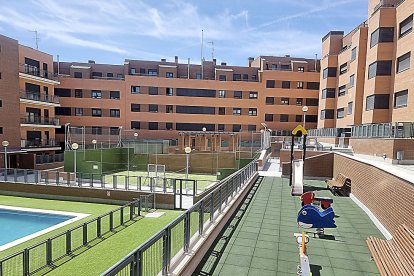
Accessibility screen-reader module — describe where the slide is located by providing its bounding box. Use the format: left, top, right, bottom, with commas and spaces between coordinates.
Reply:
291, 160, 304, 196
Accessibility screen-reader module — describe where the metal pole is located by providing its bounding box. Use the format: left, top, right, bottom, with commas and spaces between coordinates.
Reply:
127, 141, 130, 177
74, 149, 77, 185
251, 131, 253, 158
303, 112, 307, 129
100, 142, 103, 175
4, 146, 7, 170
185, 153, 189, 191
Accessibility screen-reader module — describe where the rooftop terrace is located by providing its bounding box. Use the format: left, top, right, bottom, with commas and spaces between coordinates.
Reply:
196, 176, 384, 275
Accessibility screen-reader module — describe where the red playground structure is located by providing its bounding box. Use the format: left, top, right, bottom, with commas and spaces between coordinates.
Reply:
300, 191, 333, 209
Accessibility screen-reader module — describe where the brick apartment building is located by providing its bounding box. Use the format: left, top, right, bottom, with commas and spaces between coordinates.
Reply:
315, 0, 414, 138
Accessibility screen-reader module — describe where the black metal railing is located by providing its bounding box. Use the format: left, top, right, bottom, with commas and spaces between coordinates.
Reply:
0, 199, 141, 276
20, 117, 60, 126
102, 160, 257, 276
20, 91, 60, 104
36, 153, 64, 164
21, 139, 58, 148
19, 64, 58, 82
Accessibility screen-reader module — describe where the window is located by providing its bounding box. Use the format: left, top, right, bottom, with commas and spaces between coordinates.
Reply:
110, 127, 120, 135
280, 114, 289, 122
91, 90, 102, 99
166, 88, 173, 96
176, 88, 216, 97
351, 47, 357, 62
140, 68, 146, 75
323, 67, 337, 78
166, 123, 173, 130
196, 73, 202, 79
74, 72, 82, 78
166, 72, 174, 78
296, 98, 303, 106
107, 73, 113, 78
370, 27, 394, 48
92, 126, 102, 135
243, 74, 248, 80
271, 64, 277, 70
218, 124, 225, 131
54, 88, 70, 97
349, 74, 355, 87
322, 88, 336, 99
149, 105, 158, 112
218, 90, 226, 98
233, 74, 241, 81
131, 121, 140, 129
0, 127, 2, 134
130, 68, 136, 75
348, 102, 353, 115
249, 91, 258, 99
148, 69, 157, 76
320, 109, 334, 120
117, 74, 124, 80
397, 52, 411, 73
282, 81, 290, 89
281, 98, 289, 105
92, 72, 103, 78
75, 89, 83, 98
366, 94, 390, 110
131, 86, 140, 94
219, 75, 226, 81
75, 108, 83, 116
266, 80, 275, 88
166, 105, 173, 113
298, 67, 304, 72
149, 87, 158, 95
92, 108, 102, 117
131, 104, 140, 112
0, 100, 2, 107
339, 63, 347, 75
400, 15, 413, 37
248, 125, 256, 131
232, 124, 241, 132
148, 122, 158, 130
338, 85, 346, 97
265, 114, 273, 122
394, 90, 408, 108
55, 107, 71, 116
176, 106, 215, 114
234, 91, 242, 99
368, 61, 392, 79
233, 108, 241, 115
248, 108, 257, 116
307, 82, 320, 90
297, 81, 304, 89
266, 97, 274, 105
296, 115, 302, 122
337, 108, 345, 119
306, 98, 319, 106
110, 91, 120, 99
218, 107, 225, 115
281, 64, 290, 70
110, 109, 120, 117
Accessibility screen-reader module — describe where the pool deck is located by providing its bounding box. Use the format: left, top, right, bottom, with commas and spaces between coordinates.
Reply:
195, 176, 384, 276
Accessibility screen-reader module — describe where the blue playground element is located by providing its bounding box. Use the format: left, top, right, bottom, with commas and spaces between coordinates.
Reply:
297, 204, 337, 229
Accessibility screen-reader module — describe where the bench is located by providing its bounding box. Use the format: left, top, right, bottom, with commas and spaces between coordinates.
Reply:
326, 173, 351, 195
366, 224, 414, 276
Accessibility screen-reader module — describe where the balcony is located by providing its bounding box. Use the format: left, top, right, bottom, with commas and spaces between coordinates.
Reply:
20, 117, 60, 127
21, 139, 60, 149
20, 91, 60, 106
19, 64, 60, 85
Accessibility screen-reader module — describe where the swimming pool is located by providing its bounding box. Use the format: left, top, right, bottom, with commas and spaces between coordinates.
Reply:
0, 205, 89, 251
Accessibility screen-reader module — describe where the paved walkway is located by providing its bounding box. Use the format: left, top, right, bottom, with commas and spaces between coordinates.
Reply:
259, 158, 282, 177
195, 176, 383, 275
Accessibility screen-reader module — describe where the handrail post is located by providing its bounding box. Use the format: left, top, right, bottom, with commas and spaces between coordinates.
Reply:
199, 202, 204, 235
97, 217, 101, 238
66, 231, 71, 255
46, 238, 52, 265
210, 192, 214, 222
162, 228, 171, 275
23, 249, 29, 276
184, 212, 190, 252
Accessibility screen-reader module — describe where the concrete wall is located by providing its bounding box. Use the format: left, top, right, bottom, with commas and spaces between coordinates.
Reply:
281, 152, 334, 179
350, 138, 414, 160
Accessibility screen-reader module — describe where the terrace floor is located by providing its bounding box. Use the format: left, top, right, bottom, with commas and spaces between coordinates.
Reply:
195, 176, 384, 276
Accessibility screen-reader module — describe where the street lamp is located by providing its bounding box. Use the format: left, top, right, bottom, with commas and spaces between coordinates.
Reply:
302, 106, 309, 129
92, 139, 97, 150
72, 143, 79, 186
2, 141, 9, 171
184, 146, 192, 191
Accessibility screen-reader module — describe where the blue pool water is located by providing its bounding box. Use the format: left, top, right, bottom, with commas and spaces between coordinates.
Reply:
0, 209, 74, 247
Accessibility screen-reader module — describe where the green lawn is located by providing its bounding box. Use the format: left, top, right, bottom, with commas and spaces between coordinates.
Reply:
0, 195, 182, 275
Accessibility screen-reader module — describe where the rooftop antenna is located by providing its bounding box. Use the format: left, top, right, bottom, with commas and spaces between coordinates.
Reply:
201, 29, 204, 80
314, 53, 318, 72
208, 41, 214, 60
29, 30, 39, 50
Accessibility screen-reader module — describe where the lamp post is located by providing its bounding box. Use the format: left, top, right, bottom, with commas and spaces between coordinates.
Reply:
72, 143, 79, 185
2, 141, 9, 171
134, 132, 138, 153
92, 139, 97, 150
302, 106, 309, 129
184, 146, 191, 191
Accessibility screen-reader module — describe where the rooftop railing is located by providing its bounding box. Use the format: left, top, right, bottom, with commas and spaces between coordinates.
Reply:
20, 91, 60, 104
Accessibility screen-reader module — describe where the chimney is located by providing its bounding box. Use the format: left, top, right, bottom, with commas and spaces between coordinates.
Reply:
161, 58, 166, 62
221, 62, 227, 66
175, 56, 178, 63
248, 57, 254, 66
88, 60, 95, 64
213, 58, 216, 65
285, 55, 290, 58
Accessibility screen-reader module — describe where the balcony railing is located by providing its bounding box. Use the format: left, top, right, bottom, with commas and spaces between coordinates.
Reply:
20, 91, 60, 104
19, 64, 58, 81
20, 117, 60, 126
36, 153, 64, 164
21, 139, 58, 148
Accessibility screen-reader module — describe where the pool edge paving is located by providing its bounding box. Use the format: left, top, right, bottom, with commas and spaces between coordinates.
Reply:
195, 176, 382, 276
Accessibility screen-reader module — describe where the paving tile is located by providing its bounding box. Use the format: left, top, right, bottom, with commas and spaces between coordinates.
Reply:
255, 240, 278, 250
250, 256, 277, 271
223, 253, 252, 267
229, 245, 255, 256
218, 264, 249, 276
248, 268, 277, 276
276, 260, 299, 274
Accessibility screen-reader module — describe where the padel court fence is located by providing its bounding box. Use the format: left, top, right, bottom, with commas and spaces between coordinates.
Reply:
0, 169, 215, 196
0, 199, 141, 276
102, 159, 257, 276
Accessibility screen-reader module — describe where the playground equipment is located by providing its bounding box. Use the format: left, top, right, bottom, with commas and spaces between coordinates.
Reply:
297, 204, 337, 230
290, 125, 307, 196
294, 232, 311, 276
301, 191, 333, 209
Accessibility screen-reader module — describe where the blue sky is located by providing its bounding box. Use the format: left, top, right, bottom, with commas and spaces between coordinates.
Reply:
0, 0, 367, 66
